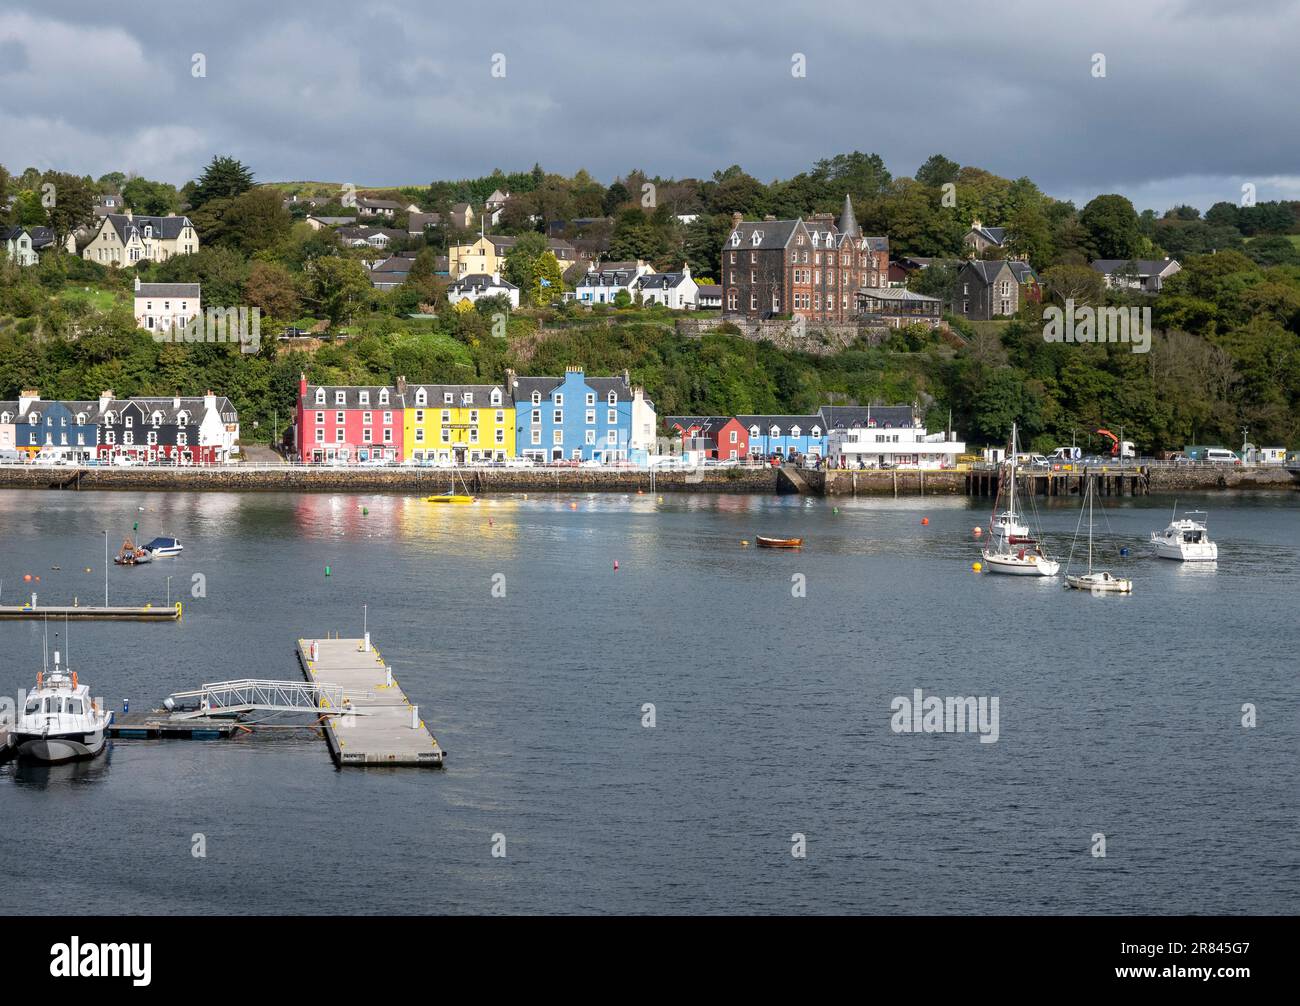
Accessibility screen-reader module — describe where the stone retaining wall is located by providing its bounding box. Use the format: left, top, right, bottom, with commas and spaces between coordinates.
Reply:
675, 317, 887, 355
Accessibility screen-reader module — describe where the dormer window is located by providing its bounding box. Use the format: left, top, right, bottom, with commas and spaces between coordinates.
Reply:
751, 231, 763, 247
76, 413, 85, 425
729, 231, 741, 247
315, 389, 325, 405
106, 411, 116, 424
28, 413, 38, 425
531, 391, 541, 405
359, 391, 370, 405
462, 392, 473, 405
608, 391, 617, 405
334, 391, 345, 405
444, 392, 453, 404
490, 389, 501, 406
152, 412, 162, 427
791, 425, 802, 438
749, 425, 759, 437
378, 390, 389, 405
415, 389, 427, 406
177, 412, 188, 426
811, 426, 821, 438
769, 425, 780, 437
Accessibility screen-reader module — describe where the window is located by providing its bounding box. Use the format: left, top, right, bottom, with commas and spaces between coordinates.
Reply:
730, 430, 738, 443
441, 410, 450, 423
811, 426, 821, 438
415, 429, 424, 443
444, 392, 454, 404
441, 428, 450, 443
585, 393, 595, 406
531, 429, 541, 445
315, 389, 325, 405
749, 425, 759, 437
383, 412, 392, 426
383, 429, 393, 443
495, 410, 504, 423
469, 410, 478, 423
607, 410, 617, 424
363, 429, 372, 443
363, 412, 372, 425
585, 430, 596, 445
490, 389, 502, 406
336, 429, 344, 443
531, 391, 541, 405
554, 393, 564, 407
378, 390, 389, 405
606, 430, 617, 445
177, 432, 187, 447
552, 430, 563, 445
316, 429, 325, 443
553, 410, 563, 424
335, 391, 346, 405
531, 409, 540, 424
495, 429, 504, 444
147, 432, 158, 446
585, 410, 595, 425
335, 411, 344, 425
125, 415, 133, 428
791, 426, 801, 438
469, 429, 478, 443
359, 391, 370, 406
415, 388, 427, 406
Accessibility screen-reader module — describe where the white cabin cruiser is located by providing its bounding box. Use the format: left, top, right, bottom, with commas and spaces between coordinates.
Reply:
13, 650, 109, 764
1151, 510, 1217, 561
989, 511, 1030, 544
143, 536, 183, 558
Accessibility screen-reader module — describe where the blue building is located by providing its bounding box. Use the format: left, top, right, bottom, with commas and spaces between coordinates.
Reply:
508, 367, 656, 463
736, 414, 827, 459
13, 394, 100, 460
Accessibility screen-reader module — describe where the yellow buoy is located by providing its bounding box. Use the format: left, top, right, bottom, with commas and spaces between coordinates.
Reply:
972, 561, 982, 572
741, 540, 749, 546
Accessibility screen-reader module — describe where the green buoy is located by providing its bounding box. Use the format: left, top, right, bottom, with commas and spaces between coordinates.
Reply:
325, 566, 331, 576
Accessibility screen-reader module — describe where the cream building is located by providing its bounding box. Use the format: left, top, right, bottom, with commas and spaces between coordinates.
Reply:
447, 234, 577, 278
80, 212, 199, 265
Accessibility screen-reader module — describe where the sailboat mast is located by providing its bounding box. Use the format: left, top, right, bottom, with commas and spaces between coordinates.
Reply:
1087, 479, 1094, 573
1008, 422, 1017, 522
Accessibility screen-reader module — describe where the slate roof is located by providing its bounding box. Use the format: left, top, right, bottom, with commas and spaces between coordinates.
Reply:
637, 271, 691, 291
509, 375, 563, 404
817, 405, 916, 430
585, 375, 634, 402
695, 285, 723, 301
337, 226, 405, 242
488, 235, 576, 256
448, 273, 518, 293
968, 224, 1007, 246
303, 386, 407, 409
735, 414, 824, 433
135, 282, 201, 298
408, 384, 508, 408
357, 198, 403, 211
27, 226, 56, 249
101, 213, 192, 243
1007, 261, 1040, 284
1090, 259, 1179, 276
666, 415, 734, 435
726, 219, 802, 251
961, 259, 1016, 286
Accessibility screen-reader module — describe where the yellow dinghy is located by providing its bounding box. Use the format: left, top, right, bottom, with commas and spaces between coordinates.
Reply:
426, 494, 476, 504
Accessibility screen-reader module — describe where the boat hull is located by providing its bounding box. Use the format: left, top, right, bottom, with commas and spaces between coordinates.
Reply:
1152, 541, 1218, 561
757, 536, 803, 548
15, 730, 106, 764
982, 551, 1060, 576
1065, 573, 1133, 593
425, 495, 476, 504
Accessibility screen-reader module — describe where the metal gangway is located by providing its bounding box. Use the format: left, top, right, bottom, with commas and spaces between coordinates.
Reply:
165, 678, 348, 720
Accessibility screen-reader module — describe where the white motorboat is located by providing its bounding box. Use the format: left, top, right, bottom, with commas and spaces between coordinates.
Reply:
143, 536, 183, 558
1151, 508, 1217, 561
982, 423, 1060, 577
12, 646, 109, 764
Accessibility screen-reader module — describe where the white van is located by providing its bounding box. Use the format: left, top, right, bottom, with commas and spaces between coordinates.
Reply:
1204, 448, 1239, 465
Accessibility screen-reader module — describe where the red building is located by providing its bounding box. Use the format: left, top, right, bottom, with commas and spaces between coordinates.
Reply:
668, 416, 749, 460
296, 375, 406, 463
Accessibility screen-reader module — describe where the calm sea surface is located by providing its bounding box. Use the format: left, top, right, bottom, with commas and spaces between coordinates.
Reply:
1, 487, 1296, 915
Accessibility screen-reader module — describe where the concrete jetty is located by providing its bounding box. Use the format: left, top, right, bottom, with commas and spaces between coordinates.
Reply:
295, 636, 444, 767
0, 602, 182, 621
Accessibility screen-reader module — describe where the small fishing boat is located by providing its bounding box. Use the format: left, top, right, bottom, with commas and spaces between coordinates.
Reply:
756, 536, 803, 548
113, 536, 151, 565
143, 536, 183, 558
13, 643, 109, 764
1150, 507, 1217, 561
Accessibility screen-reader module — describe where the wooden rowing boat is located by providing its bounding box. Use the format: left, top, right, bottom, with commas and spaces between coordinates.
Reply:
426, 494, 476, 504
756, 535, 803, 548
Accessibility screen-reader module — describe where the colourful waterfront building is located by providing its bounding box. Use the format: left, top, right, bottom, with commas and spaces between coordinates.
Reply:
507, 367, 656, 463
404, 383, 514, 464
296, 375, 406, 463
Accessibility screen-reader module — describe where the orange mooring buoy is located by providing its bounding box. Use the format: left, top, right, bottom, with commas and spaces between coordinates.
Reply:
921, 517, 929, 526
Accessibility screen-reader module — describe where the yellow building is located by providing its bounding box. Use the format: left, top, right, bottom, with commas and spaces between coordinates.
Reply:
404, 383, 514, 464
447, 234, 578, 278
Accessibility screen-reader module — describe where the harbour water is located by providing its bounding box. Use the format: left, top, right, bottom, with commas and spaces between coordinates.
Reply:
1, 488, 1296, 914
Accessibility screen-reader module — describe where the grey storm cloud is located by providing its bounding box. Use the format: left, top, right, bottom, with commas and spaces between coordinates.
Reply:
1, 0, 1298, 212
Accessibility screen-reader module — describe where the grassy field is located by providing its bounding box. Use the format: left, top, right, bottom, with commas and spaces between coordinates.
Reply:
55, 283, 125, 311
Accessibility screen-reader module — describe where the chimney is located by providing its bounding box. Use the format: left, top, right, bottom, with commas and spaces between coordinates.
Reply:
203, 389, 216, 411
99, 390, 114, 412
623, 368, 631, 387
505, 367, 517, 389
681, 263, 691, 278
764, 214, 777, 221
134, 275, 141, 292
173, 393, 182, 410
731, 212, 742, 230
396, 375, 407, 396
124, 208, 133, 221
492, 270, 500, 285
18, 389, 40, 415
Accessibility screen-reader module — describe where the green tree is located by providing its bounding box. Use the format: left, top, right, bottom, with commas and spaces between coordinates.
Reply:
1079, 194, 1142, 260
914, 154, 960, 189
308, 257, 371, 323
190, 156, 255, 209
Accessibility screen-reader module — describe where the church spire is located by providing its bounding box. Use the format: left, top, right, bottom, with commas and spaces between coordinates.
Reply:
838, 193, 859, 237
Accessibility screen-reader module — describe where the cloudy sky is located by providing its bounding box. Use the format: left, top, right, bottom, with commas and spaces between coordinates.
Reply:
2, 0, 1298, 212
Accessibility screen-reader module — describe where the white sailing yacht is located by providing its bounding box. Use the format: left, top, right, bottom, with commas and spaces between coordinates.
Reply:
981, 423, 1060, 577
1064, 477, 1133, 593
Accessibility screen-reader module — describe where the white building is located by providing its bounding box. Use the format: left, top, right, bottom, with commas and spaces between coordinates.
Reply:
2, 227, 39, 266
826, 415, 965, 470
636, 265, 699, 309
446, 272, 520, 308
133, 278, 200, 336
575, 261, 653, 304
